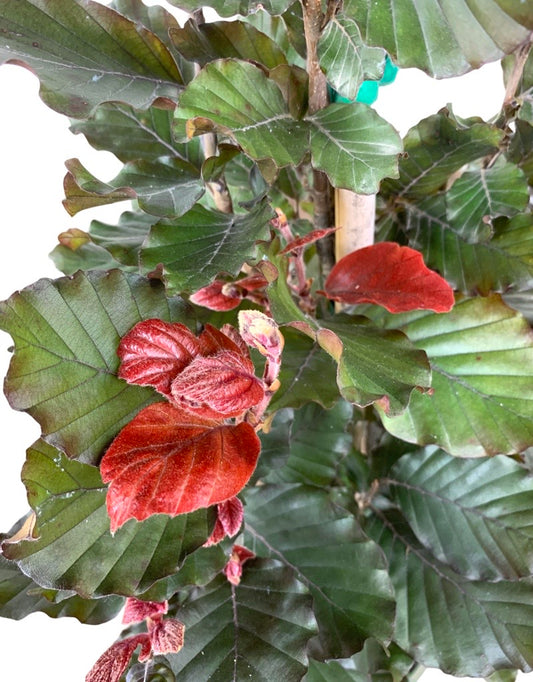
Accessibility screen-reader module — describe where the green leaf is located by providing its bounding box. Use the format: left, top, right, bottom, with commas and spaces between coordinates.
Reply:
0, 535, 124, 622
265, 400, 354, 486
50, 240, 126, 276
507, 120, 533, 185
367, 508, 533, 675
399, 196, 533, 295
70, 103, 201, 165
141, 200, 274, 294
244, 484, 395, 659
269, 327, 339, 411
388, 447, 533, 580
378, 296, 533, 456
167, 0, 293, 18
163, 559, 317, 681
304, 638, 420, 682
138, 545, 227, 602
0, 0, 183, 118
170, 19, 288, 69
318, 15, 385, 101
309, 103, 402, 193
0, 270, 189, 464
446, 159, 529, 241
319, 317, 431, 416
344, 0, 533, 78
89, 211, 155, 267
1, 440, 214, 598
176, 59, 308, 168
382, 109, 503, 199
63, 157, 204, 219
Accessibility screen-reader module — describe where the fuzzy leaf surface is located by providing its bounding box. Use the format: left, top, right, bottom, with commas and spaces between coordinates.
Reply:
63, 157, 204, 219
244, 484, 395, 659
164, 559, 317, 681
309, 103, 402, 193
379, 296, 533, 456
1, 440, 214, 597
141, 200, 274, 294
344, 0, 533, 78
176, 59, 308, 167
367, 508, 533, 675
100, 402, 261, 531
318, 15, 385, 101
323, 242, 454, 312
387, 447, 533, 580
0, 270, 189, 464
0, 0, 183, 118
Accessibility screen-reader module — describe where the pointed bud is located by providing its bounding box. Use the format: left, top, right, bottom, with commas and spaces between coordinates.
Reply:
224, 544, 255, 586
238, 310, 284, 359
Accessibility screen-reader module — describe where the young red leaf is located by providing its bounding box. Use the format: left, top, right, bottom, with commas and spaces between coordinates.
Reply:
100, 402, 261, 532
323, 242, 455, 313
122, 597, 168, 625
279, 226, 339, 254
148, 617, 186, 656
204, 496, 245, 546
170, 350, 265, 418
224, 544, 256, 586
118, 319, 201, 398
190, 280, 243, 311
85, 634, 151, 682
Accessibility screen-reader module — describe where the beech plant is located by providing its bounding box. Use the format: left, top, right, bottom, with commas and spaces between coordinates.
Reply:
1, 1, 533, 680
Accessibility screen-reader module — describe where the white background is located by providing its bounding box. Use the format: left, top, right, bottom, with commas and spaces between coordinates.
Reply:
0, 2, 529, 680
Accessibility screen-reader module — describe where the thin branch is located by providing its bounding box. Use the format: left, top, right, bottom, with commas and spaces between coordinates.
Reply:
503, 34, 533, 107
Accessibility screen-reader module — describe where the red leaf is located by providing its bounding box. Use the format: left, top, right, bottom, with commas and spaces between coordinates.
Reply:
189, 280, 243, 311
85, 634, 151, 682
170, 350, 265, 418
217, 496, 244, 537
118, 319, 201, 398
100, 402, 261, 532
224, 544, 255, 586
280, 226, 339, 254
149, 618, 185, 656
323, 242, 455, 313
122, 597, 168, 625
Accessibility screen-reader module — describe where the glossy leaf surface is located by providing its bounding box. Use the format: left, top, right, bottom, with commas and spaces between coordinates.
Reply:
382, 109, 503, 199
164, 559, 317, 681
176, 59, 308, 167
0, 547, 124, 623
244, 484, 395, 658
0, 270, 188, 464
345, 0, 533, 78
170, 19, 288, 69
323, 242, 454, 312
367, 507, 533, 675
388, 448, 533, 580
379, 296, 533, 456
319, 317, 431, 416
100, 402, 261, 531
2, 440, 214, 597
400, 196, 533, 295
141, 200, 274, 294
318, 15, 385, 100
63, 157, 204, 219
309, 103, 402, 193
0, 0, 183, 117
